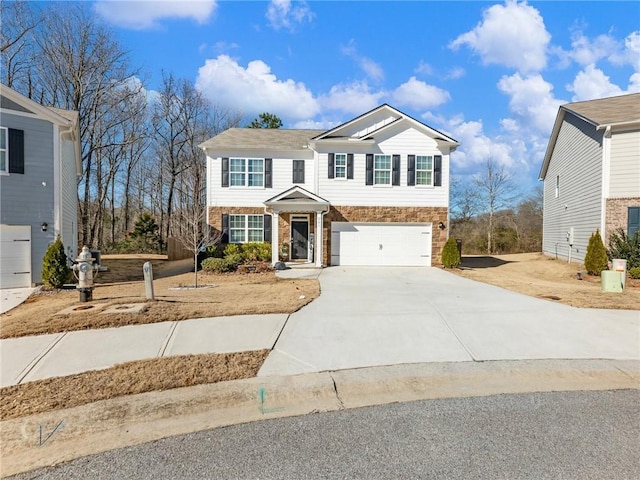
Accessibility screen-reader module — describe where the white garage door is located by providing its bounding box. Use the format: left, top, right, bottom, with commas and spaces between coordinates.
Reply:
0, 225, 32, 288
331, 222, 432, 266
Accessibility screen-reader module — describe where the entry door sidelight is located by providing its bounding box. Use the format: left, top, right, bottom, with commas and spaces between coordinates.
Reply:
291, 220, 309, 260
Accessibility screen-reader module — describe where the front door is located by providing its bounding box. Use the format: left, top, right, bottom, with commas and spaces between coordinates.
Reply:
291, 220, 309, 260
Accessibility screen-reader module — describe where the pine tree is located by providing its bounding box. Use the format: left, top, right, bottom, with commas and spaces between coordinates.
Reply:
441, 237, 461, 268
584, 229, 608, 275
42, 236, 72, 288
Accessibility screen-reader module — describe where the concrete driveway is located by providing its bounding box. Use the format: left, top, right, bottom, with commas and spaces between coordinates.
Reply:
258, 267, 640, 376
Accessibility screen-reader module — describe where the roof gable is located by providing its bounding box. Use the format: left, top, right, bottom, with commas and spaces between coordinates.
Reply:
199, 128, 324, 152
0, 83, 75, 127
311, 104, 459, 148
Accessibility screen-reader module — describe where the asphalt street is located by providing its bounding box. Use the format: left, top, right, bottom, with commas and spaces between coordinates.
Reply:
10, 389, 640, 480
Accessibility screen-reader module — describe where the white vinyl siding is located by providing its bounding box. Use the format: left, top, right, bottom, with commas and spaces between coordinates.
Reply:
542, 113, 603, 263
317, 126, 449, 207
609, 130, 640, 198
60, 137, 78, 258
206, 151, 315, 207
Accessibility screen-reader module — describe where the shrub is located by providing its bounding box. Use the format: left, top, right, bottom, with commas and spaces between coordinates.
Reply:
42, 236, 72, 288
242, 242, 271, 262
223, 243, 243, 258
628, 267, 640, 279
441, 237, 461, 268
584, 229, 608, 276
607, 228, 640, 270
201, 256, 238, 274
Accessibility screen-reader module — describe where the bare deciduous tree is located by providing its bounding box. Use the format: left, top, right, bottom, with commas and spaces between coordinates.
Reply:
472, 159, 520, 254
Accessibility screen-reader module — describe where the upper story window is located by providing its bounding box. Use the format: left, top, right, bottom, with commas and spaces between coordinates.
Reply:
0, 127, 7, 173
229, 214, 264, 243
374, 154, 391, 185
230, 158, 264, 187
334, 154, 347, 179
416, 155, 433, 186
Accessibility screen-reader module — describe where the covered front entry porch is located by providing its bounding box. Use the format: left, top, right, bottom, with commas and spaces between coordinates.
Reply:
264, 187, 330, 268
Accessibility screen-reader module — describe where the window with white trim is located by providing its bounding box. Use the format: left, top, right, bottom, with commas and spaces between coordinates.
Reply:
374, 154, 391, 185
230, 158, 264, 187
0, 127, 7, 173
229, 214, 264, 243
335, 153, 347, 179
416, 155, 433, 186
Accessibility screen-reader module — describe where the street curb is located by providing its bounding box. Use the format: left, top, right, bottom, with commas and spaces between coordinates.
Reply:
1, 359, 639, 477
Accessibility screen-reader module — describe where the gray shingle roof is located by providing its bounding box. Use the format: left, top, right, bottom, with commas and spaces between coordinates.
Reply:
563, 93, 640, 126
200, 128, 325, 151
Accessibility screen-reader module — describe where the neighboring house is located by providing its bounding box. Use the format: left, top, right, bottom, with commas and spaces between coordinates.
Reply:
0, 84, 81, 287
200, 104, 459, 267
539, 93, 640, 263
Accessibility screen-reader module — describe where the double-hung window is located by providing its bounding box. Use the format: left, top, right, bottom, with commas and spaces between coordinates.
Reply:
374, 154, 391, 185
230, 158, 264, 187
0, 127, 7, 173
229, 214, 264, 243
334, 153, 347, 179
416, 155, 433, 186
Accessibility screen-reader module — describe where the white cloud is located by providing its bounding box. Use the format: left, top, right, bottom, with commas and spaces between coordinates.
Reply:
266, 0, 315, 32
497, 72, 563, 134
94, 0, 216, 30
567, 64, 625, 101
566, 31, 619, 66
449, 0, 550, 73
390, 77, 451, 110
341, 40, 384, 82
445, 67, 466, 80
318, 81, 385, 116
195, 55, 319, 121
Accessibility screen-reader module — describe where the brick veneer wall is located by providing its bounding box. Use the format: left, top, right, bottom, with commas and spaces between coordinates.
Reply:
322, 205, 449, 266
208, 205, 449, 266
605, 197, 640, 241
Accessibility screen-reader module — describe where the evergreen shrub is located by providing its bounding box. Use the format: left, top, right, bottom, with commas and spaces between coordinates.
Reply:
584, 229, 608, 275
42, 236, 72, 288
442, 237, 461, 268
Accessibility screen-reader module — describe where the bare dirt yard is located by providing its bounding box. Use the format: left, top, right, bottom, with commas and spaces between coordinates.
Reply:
451, 252, 640, 310
2, 252, 638, 420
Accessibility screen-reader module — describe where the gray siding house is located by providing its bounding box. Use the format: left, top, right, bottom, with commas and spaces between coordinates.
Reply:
539, 93, 640, 263
0, 84, 81, 287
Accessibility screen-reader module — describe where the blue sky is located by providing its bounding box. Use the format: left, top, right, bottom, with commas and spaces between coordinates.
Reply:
90, 0, 640, 193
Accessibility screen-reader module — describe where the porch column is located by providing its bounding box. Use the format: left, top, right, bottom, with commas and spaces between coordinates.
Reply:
271, 211, 279, 266
315, 210, 324, 267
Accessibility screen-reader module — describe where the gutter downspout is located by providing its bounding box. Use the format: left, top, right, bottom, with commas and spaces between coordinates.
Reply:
600, 125, 611, 239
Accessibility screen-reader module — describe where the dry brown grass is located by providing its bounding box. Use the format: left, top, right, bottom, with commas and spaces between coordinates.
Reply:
1, 258, 319, 338
0, 350, 268, 420
451, 252, 640, 310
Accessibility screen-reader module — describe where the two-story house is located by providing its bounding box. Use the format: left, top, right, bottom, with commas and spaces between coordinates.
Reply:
539, 93, 640, 263
0, 84, 81, 287
200, 104, 459, 267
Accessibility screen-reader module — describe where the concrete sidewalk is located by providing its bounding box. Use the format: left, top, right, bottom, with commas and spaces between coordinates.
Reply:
0, 314, 288, 388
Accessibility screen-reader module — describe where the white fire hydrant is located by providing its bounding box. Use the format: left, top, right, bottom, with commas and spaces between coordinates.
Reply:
73, 246, 97, 302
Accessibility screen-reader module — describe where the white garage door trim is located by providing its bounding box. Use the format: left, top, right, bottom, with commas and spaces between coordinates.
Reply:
0, 225, 32, 288
331, 222, 432, 267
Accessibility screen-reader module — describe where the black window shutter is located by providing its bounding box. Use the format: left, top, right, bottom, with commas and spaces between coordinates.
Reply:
293, 160, 304, 183
265, 158, 272, 188
365, 154, 373, 185
221, 157, 229, 187
347, 154, 354, 179
392, 154, 400, 186
263, 214, 272, 243
328, 153, 334, 179
221, 214, 229, 243
407, 154, 415, 186
8, 128, 24, 174
434, 155, 442, 186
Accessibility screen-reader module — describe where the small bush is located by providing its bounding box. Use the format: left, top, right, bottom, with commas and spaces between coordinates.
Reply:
223, 243, 243, 258
201, 257, 238, 274
441, 237, 461, 268
42, 236, 72, 288
607, 228, 640, 270
584, 229, 608, 276
628, 267, 640, 279
242, 242, 271, 262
